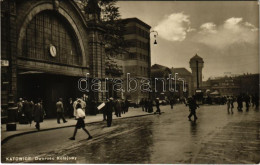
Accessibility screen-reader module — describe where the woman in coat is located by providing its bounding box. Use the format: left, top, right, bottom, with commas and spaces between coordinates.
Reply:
34, 99, 44, 130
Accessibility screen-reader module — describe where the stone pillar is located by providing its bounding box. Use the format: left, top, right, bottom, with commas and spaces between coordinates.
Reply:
85, 0, 106, 102
7, 0, 17, 107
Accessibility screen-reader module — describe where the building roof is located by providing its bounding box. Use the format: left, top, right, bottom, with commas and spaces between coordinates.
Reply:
191, 54, 203, 60
171, 67, 191, 76
151, 64, 172, 77
121, 17, 151, 29
151, 64, 169, 70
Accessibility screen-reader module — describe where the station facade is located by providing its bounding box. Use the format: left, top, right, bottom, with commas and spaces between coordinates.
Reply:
1, 0, 106, 117
1, 0, 152, 118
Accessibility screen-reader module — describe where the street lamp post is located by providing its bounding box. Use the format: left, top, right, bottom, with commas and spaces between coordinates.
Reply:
150, 30, 158, 45
148, 30, 159, 100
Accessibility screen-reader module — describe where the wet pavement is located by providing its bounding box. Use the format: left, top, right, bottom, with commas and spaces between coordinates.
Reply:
2, 104, 260, 164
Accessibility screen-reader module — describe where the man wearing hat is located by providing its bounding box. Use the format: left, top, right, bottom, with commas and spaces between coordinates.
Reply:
105, 97, 114, 127
56, 98, 68, 124
186, 95, 199, 121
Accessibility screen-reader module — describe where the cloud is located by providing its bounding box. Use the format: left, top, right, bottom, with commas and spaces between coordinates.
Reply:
200, 22, 217, 33
154, 13, 193, 41
195, 17, 258, 49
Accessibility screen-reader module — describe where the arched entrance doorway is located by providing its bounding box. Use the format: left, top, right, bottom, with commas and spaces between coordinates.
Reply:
17, 10, 86, 117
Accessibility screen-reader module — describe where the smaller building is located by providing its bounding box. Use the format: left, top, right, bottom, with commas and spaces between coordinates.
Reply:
151, 64, 192, 100
202, 73, 259, 96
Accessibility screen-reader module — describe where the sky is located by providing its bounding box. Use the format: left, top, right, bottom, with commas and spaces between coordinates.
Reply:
116, 1, 259, 80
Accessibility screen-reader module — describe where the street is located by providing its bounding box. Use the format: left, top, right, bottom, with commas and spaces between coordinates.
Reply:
2, 104, 260, 164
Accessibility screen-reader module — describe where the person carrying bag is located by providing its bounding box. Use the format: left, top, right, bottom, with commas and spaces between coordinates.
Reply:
69, 101, 92, 140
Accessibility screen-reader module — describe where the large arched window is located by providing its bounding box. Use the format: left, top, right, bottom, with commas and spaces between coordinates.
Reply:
22, 11, 81, 65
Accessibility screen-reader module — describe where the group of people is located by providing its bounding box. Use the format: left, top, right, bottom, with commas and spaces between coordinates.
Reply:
17, 98, 45, 130
225, 94, 259, 114
139, 98, 155, 113
101, 98, 130, 127
235, 94, 259, 112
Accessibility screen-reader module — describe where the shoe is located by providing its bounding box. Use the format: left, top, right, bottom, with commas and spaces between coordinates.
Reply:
69, 137, 75, 140
87, 136, 93, 140
64, 121, 68, 123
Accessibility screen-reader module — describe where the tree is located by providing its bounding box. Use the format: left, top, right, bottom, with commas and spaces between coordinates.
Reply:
75, 0, 129, 57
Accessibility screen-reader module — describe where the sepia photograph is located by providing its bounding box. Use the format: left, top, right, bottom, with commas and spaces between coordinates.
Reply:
1, 0, 259, 164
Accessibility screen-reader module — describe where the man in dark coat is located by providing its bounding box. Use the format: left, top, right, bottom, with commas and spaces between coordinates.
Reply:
56, 98, 67, 124
105, 98, 114, 127
186, 96, 199, 121
244, 94, 250, 111
124, 99, 130, 113
237, 95, 243, 111
89, 100, 97, 115
102, 99, 109, 121
34, 99, 45, 130
114, 99, 121, 117
144, 98, 149, 112
121, 100, 125, 114
155, 98, 161, 114
170, 98, 174, 109
148, 99, 153, 113
21, 99, 31, 124
140, 98, 144, 111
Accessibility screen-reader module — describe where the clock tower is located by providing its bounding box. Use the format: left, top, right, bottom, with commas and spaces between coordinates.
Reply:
189, 54, 204, 95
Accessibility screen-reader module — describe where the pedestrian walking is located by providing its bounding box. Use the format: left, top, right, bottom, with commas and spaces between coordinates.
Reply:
89, 99, 97, 115
114, 99, 122, 117
170, 98, 174, 109
56, 98, 67, 124
69, 103, 92, 140
121, 100, 125, 114
227, 96, 233, 114
186, 96, 199, 121
155, 98, 161, 114
254, 93, 259, 110
237, 95, 243, 111
144, 98, 149, 112
17, 98, 23, 121
34, 99, 45, 130
20, 99, 30, 124
105, 98, 114, 127
148, 99, 153, 113
124, 99, 130, 113
230, 96, 234, 113
244, 94, 250, 111
102, 99, 109, 121
140, 98, 144, 111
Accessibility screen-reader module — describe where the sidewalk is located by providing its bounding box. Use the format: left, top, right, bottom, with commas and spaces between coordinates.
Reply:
1, 107, 153, 143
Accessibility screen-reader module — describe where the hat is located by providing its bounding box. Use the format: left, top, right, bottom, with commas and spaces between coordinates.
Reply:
156, 98, 159, 100
109, 97, 114, 100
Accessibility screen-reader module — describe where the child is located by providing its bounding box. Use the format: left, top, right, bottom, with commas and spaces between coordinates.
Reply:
69, 103, 92, 140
